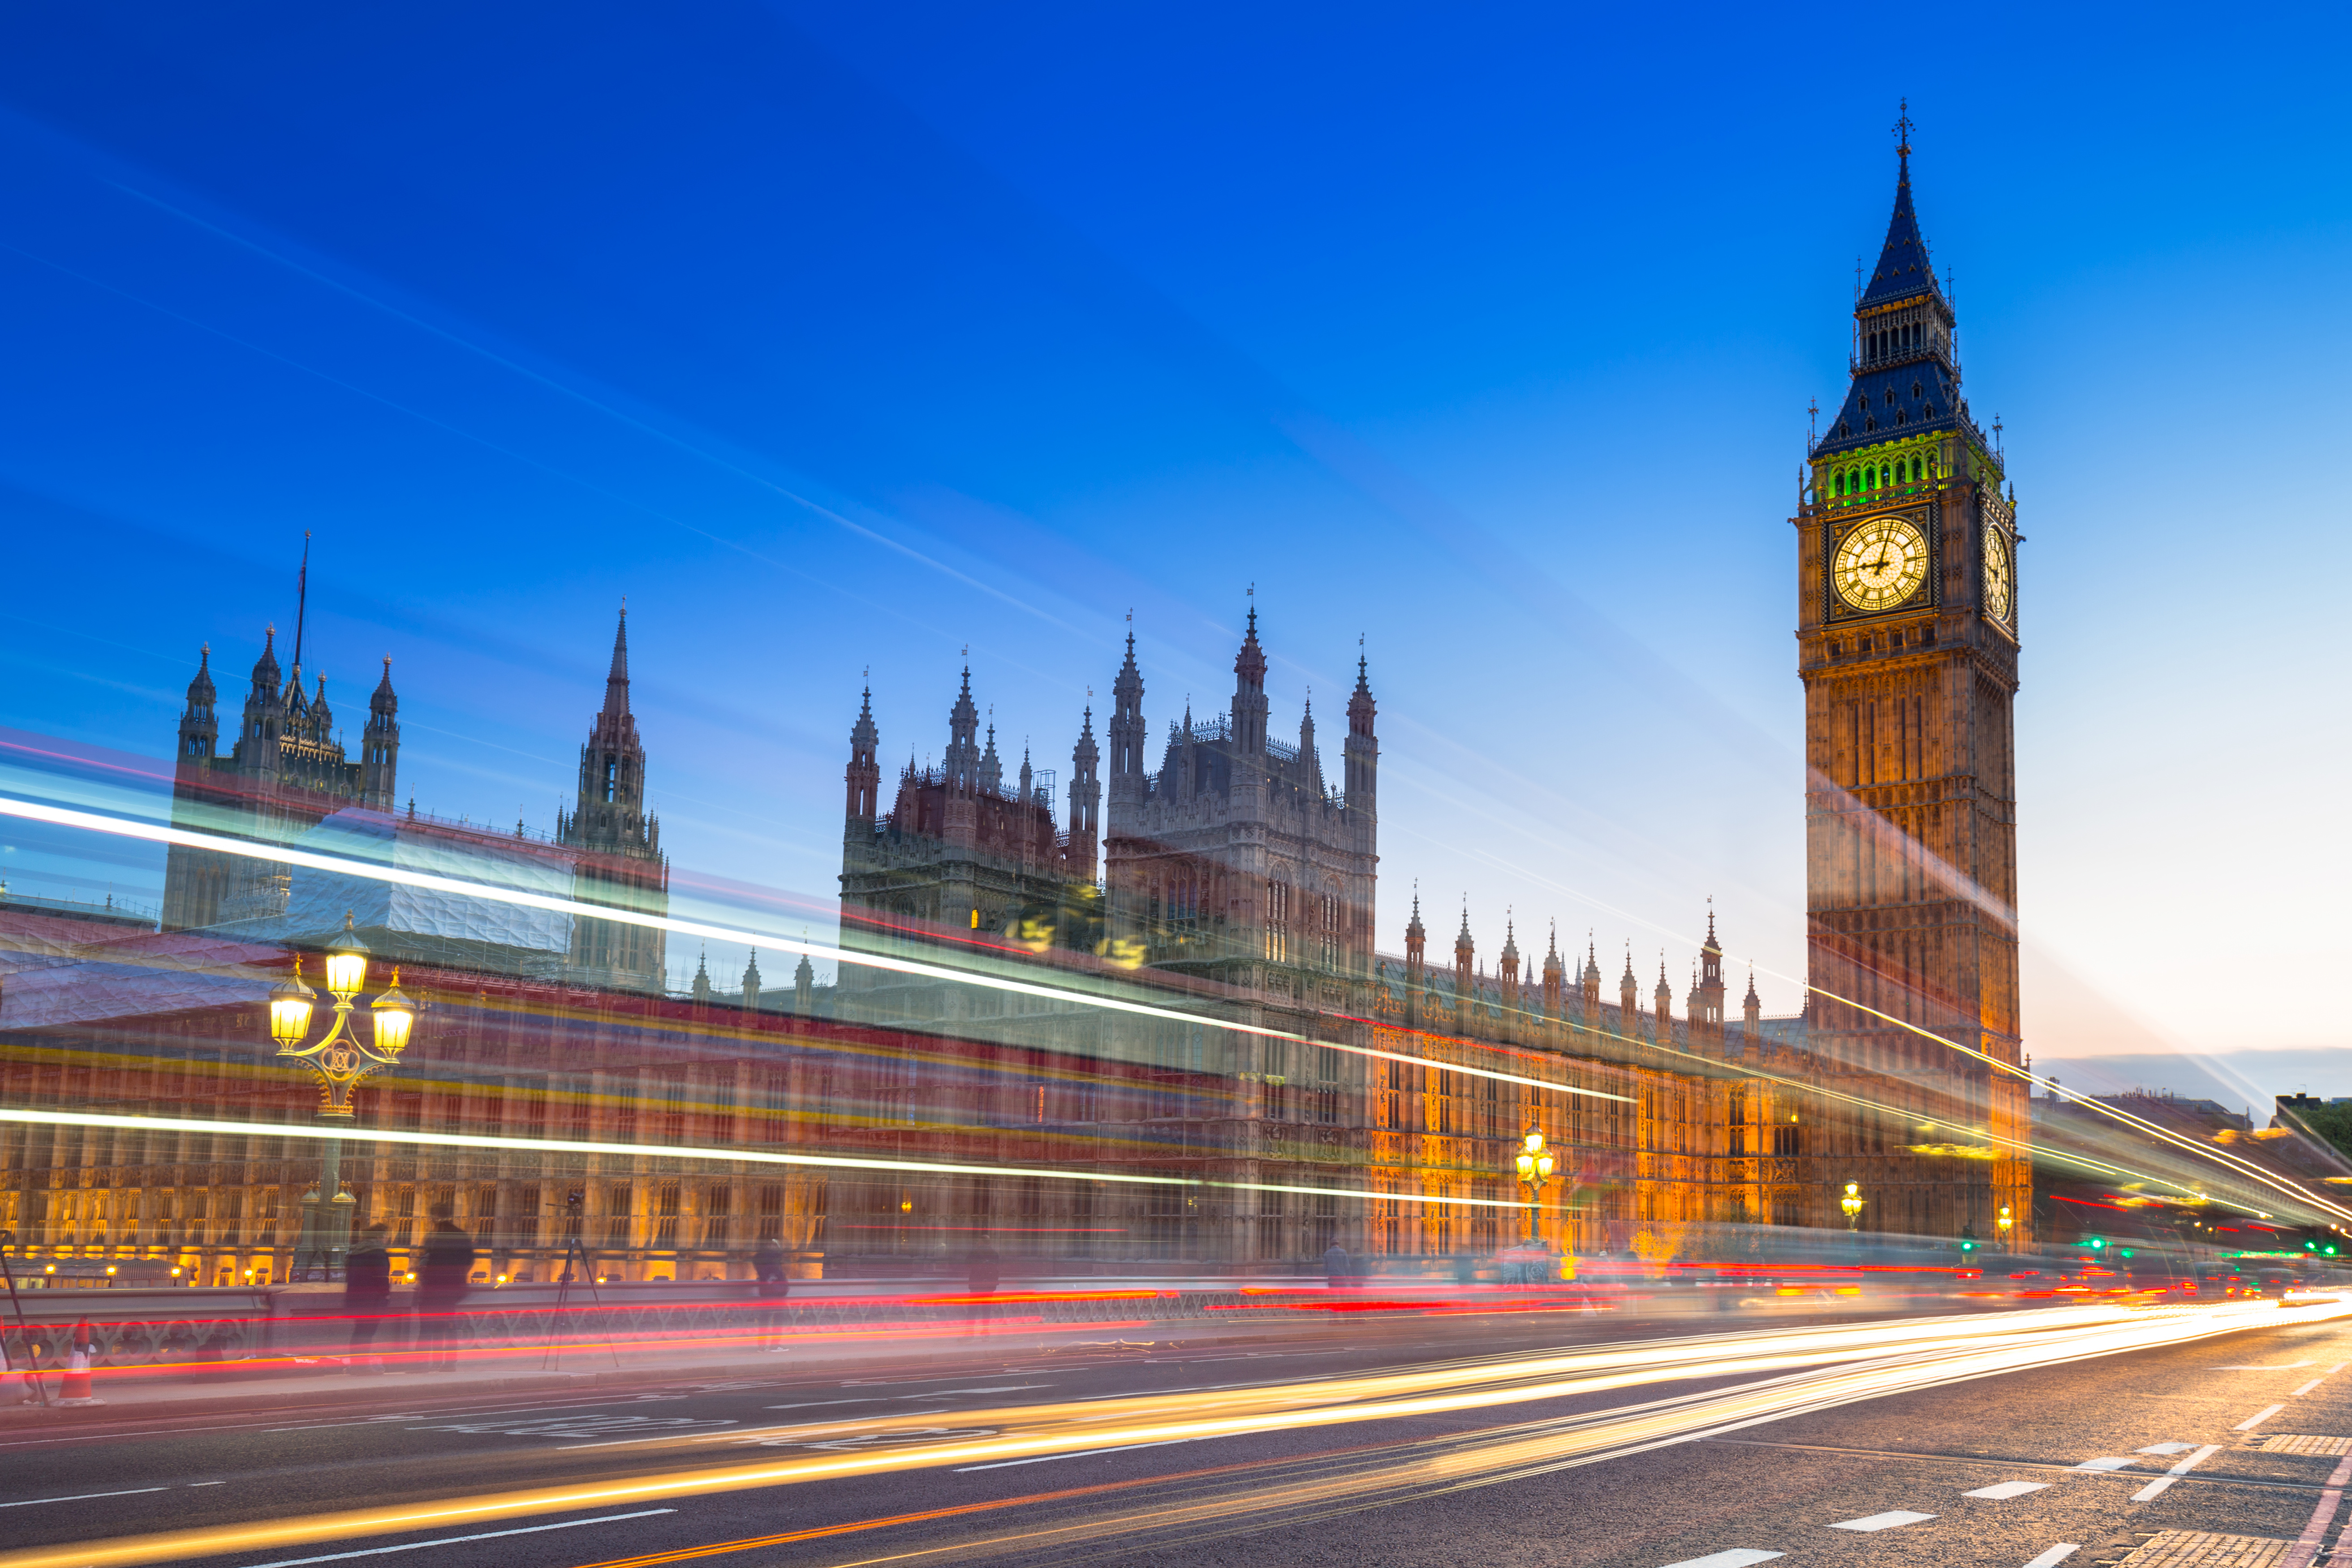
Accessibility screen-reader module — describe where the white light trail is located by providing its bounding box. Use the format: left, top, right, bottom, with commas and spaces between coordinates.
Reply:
0, 794, 1630, 1105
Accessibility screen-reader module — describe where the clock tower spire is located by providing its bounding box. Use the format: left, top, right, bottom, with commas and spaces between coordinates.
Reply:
1795, 115, 2029, 1245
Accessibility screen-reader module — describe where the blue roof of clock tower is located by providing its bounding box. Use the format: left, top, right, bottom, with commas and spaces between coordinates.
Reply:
1809, 145, 1984, 462
1859, 149, 1947, 311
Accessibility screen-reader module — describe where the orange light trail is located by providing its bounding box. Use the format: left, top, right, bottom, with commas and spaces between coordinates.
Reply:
1, 1299, 2333, 1568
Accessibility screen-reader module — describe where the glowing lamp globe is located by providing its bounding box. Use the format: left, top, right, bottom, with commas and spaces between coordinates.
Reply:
1516, 1152, 1535, 1179
323, 912, 370, 998
268, 962, 318, 1045
370, 969, 416, 1056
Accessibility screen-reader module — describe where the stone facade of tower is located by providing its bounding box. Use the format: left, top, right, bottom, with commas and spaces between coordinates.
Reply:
161, 631, 400, 932
1795, 132, 2032, 1244
1103, 612, 1378, 989
557, 610, 670, 994
837, 668, 1106, 978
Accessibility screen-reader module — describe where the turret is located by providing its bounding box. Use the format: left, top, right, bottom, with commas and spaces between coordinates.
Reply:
1620, 946, 1638, 1035
944, 669, 981, 795
1108, 629, 1147, 810
1582, 938, 1601, 1019
1499, 917, 1521, 1005
1542, 923, 1564, 1017
742, 951, 763, 1011
177, 645, 219, 765
1654, 959, 1674, 1043
845, 686, 881, 822
690, 949, 712, 1004
794, 951, 817, 1016
1404, 892, 1426, 982
978, 723, 1003, 795
1231, 604, 1269, 756
1454, 905, 1475, 997
360, 657, 400, 810
239, 627, 286, 786
559, 607, 668, 994
1343, 647, 1377, 816
1068, 707, 1102, 877
1694, 906, 1727, 1045
1297, 697, 1323, 796
1743, 966, 1762, 1033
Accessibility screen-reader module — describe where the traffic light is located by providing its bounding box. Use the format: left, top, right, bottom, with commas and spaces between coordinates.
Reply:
2082, 1235, 2106, 1253
1958, 1226, 1977, 1254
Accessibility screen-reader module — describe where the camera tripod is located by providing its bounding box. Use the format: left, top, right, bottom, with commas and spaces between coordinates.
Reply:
542, 1199, 620, 1370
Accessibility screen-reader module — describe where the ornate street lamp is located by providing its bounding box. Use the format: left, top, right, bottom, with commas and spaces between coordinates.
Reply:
1996, 1204, 2014, 1251
268, 913, 419, 1279
1840, 1180, 1865, 1232
1514, 1127, 1555, 1244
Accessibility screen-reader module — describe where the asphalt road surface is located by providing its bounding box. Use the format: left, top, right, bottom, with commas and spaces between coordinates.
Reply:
3, 1298, 2347, 1568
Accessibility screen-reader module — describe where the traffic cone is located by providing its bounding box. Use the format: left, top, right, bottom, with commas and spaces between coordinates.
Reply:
56, 1319, 101, 1406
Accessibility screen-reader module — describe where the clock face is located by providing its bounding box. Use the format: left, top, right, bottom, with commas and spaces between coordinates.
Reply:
1831, 514, 1930, 613
1982, 523, 2013, 622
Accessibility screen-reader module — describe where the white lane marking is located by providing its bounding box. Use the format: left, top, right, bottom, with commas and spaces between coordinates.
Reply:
2021, 1548, 2079, 1568
2218, 1363, 2317, 1370
238, 1509, 675, 1568
2238, 1404, 2288, 1431
2135, 1442, 2222, 1498
955, 1436, 1206, 1471
2071, 1456, 2136, 1471
189, 1481, 225, 1487
1658, 1553, 1784, 1568
1830, 1511, 1935, 1532
1965, 1481, 2049, 1499
2139, 1442, 2196, 1455
2295, 1377, 2327, 1396
896, 1385, 1052, 1397
0, 1486, 168, 1509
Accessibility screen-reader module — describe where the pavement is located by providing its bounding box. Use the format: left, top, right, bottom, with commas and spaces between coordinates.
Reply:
0, 1294, 2340, 1568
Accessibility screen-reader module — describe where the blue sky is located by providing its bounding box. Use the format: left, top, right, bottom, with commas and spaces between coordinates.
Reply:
0, 3, 2346, 1096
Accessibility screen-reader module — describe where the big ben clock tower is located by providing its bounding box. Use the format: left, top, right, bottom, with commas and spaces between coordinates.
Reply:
1796, 114, 2031, 1244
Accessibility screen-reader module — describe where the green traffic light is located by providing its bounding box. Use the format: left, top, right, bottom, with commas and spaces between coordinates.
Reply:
2084, 1236, 2105, 1250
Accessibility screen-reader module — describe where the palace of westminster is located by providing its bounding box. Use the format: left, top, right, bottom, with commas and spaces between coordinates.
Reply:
0, 139, 2036, 1282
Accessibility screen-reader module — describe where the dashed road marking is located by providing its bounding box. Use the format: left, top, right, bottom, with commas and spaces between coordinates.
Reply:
2020, 1548, 2078, 1568
2237, 1404, 2288, 1431
1657, 1553, 1783, 1568
1830, 1510, 1935, 1532
2141, 1442, 2197, 1455
2072, 1456, 2137, 1471
1966, 1481, 2049, 1499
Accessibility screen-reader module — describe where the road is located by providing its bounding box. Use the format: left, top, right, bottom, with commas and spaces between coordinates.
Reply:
1, 1296, 2345, 1568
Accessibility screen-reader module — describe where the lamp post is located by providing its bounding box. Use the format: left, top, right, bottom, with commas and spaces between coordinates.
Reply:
1514, 1127, 1555, 1245
1996, 1204, 2014, 1253
267, 913, 417, 1281
1840, 1180, 1865, 1232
